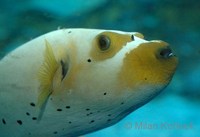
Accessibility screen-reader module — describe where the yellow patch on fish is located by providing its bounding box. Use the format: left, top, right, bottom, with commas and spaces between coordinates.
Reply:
119, 41, 178, 88
90, 31, 132, 60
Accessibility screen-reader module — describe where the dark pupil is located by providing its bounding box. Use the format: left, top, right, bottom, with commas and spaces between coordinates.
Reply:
98, 35, 110, 51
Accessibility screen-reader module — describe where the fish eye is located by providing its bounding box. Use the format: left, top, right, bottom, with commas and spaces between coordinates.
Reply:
98, 35, 111, 51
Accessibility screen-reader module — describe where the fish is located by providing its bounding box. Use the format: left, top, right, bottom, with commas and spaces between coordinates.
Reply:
0, 28, 178, 137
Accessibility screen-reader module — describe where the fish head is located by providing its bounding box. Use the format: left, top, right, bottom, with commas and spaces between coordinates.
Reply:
42, 29, 178, 132
69, 30, 178, 104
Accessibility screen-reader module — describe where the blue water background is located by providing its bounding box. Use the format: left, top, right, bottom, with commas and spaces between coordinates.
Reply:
0, 0, 199, 137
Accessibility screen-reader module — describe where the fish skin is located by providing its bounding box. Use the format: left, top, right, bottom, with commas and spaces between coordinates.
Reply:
0, 29, 178, 137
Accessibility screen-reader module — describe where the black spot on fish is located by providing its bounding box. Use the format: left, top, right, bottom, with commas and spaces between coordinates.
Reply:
68, 31, 71, 33
57, 108, 62, 112
86, 109, 93, 116
30, 102, 35, 107
26, 112, 30, 116
108, 114, 112, 116
66, 106, 71, 109
53, 131, 58, 134
89, 120, 95, 124
107, 119, 111, 122
121, 102, 124, 105
68, 121, 72, 124
17, 120, 22, 125
87, 59, 91, 62
104, 92, 107, 95
144, 78, 147, 80
131, 35, 134, 41
32, 117, 37, 120
2, 118, 6, 125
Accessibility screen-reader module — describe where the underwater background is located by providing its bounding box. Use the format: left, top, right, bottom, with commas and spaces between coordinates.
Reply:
0, 0, 199, 137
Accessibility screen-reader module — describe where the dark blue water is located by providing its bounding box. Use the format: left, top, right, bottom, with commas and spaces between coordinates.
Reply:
0, 0, 199, 137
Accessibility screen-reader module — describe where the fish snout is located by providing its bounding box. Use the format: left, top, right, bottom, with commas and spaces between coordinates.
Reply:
120, 40, 178, 87
141, 40, 178, 84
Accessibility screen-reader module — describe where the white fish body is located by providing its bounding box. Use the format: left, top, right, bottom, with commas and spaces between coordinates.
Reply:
0, 29, 178, 137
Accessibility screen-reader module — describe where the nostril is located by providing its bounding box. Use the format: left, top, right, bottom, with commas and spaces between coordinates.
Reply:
159, 48, 174, 59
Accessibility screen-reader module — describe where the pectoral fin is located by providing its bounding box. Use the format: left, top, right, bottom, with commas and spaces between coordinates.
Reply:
37, 40, 70, 120
37, 40, 59, 118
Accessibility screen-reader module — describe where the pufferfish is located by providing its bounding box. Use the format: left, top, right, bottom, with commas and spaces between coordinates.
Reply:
0, 28, 178, 137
